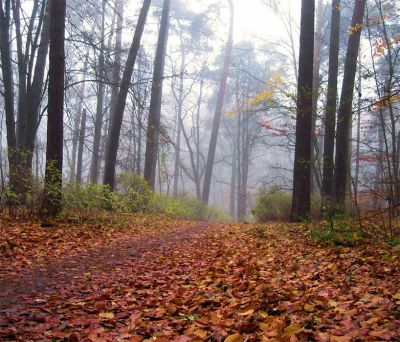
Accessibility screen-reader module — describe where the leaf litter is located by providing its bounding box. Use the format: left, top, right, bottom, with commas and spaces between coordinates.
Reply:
0, 217, 399, 341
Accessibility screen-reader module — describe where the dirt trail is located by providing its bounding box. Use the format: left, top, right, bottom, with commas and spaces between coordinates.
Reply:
0, 224, 206, 308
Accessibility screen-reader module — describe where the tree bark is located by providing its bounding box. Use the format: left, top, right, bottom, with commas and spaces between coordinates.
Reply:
76, 109, 87, 184
0, 0, 17, 188
107, 0, 125, 139
291, 0, 315, 220
90, 0, 107, 183
43, 0, 66, 216
23, 0, 50, 169
103, 0, 151, 190
230, 138, 237, 219
201, 0, 234, 204
334, 0, 366, 208
310, 0, 324, 195
173, 43, 185, 198
322, 0, 341, 202
143, 0, 170, 189
354, 58, 362, 194
70, 61, 88, 182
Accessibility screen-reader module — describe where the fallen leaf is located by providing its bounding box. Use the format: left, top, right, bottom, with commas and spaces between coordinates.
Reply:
224, 334, 242, 342
99, 311, 114, 319
304, 303, 315, 312
283, 324, 305, 336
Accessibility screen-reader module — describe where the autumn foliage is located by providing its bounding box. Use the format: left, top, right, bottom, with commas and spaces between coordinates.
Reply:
1, 215, 399, 341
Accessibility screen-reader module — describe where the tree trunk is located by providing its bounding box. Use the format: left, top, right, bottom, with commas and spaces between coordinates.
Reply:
334, 0, 366, 208
291, 0, 315, 220
143, 0, 170, 189
43, 0, 66, 216
230, 140, 237, 219
240, 114, 250, 219
23, 0, 50, 170
107, 0, 125, 139
0, 0, 17, 188
136, 108, 143, 175
90, 0, 106, 183
322, 0, 341, 202
236, 111, 242, 218
173, 45, 185, 198
354, 60, 361, 194
70, 62, 88, 182
76, 109, 87, 184
311, 0, 324, 195
201, 0, 234, 204
103, 0, 151, 190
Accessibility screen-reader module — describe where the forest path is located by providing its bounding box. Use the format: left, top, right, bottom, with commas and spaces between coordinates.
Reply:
0, 219, 400, 341
0, 222, 206, 308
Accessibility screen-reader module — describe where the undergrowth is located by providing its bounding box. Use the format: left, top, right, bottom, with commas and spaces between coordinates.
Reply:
0, 173, 228, 222
309, 212, 364, 247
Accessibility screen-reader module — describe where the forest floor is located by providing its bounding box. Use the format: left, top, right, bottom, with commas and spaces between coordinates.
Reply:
0, 214, 400, 341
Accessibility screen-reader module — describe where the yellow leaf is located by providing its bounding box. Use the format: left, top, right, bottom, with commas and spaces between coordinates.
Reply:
224, 334, 242, 342
393, 293, 400, 300
247, 90, 274, 105
258, 310, 269, 318
331, 336, 352, 342
304, 303, 315, 312
261, 338, 280, 342
99, 311, 114, 319
238, 309, 254, 316
194, 329, 207, 339
283, 324, 305, 336
328, 300, 337, 307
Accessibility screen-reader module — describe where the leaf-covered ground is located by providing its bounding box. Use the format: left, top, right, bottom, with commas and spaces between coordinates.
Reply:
0, 216, 399, 341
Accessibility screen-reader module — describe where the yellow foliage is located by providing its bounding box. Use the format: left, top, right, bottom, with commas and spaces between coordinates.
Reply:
248, 90, 274, 105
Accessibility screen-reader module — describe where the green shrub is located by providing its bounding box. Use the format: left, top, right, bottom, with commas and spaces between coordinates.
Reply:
62, 182, 114, 221
115, 173, 152, 212
253, 187, 292, 222
151, 192, 228, 221
309, 211, 364, 247
61, 175, 227, 222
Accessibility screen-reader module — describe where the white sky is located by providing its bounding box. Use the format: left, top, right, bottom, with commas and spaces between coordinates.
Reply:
179, 0, 301, 42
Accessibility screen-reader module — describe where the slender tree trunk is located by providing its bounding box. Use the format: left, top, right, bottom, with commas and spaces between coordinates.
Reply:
13, 0, 28, 147
374, 124, 384, 208
179, 110, 201, 199
311, 0, 324, 195
107, 0, 125, 139
143, 0, 170, 189
173, 115, 182, 197
240, 114, 250, 219
23, 0, 50, 170
76, 109, 87, 184
236, 111, 242, 218
90, 0, 106, 183
354, 59, 362, 194
173, 47, 185, 197
334, 0, 366, 208
291, 0, 315, 220
103, 0, 151, 189
70, 62, 88, 182
201, 0, 234, 204
322, 0, 341, 202
136, 109, 143, 174
43, 0, 66, 216
230, 140, 237, 219
0, 0, 17, 188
